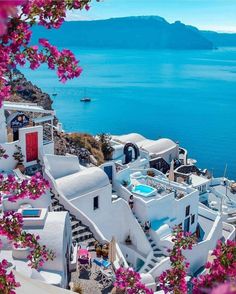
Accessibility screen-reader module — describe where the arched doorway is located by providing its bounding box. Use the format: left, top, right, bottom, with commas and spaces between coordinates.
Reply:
123, 142, 140, 164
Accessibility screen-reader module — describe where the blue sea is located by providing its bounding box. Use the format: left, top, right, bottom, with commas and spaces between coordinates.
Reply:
22, 47, 236, 179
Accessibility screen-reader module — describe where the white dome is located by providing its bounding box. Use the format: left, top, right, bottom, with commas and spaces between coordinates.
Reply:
113, 133, 146, 144
56, 167, 110, 200
141, 138, 177, 154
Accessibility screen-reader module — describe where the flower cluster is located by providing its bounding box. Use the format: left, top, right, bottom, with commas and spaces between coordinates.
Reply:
114, 267, 154, 294
0, 172, 50, 204
0, 211, 23, 242
211, 281, 236, 294
0, 0, 99, 107
14, 231, 55, 269
39, 39, 82, 82
159, 227, 196, 294
0, 145, 8, 159
193, 240, 236, 293
0, 259, 20, 294
0, 0, 25, 35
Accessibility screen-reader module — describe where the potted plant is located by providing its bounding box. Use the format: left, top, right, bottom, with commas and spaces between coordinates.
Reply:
0, 145, 8, 159
12, 242, 30, 260
95, 243, 102, 258
13, 145, 25, 172
69, 282, 83, 294
111, 288, 125, 294
125, 235, 132, 245
147, 170, 155, 177
122, 180, 129, 187
102, 243, 109, 259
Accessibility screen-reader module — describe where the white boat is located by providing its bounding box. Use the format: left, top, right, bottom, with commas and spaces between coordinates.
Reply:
80, 89, 91, 102
80, 97, 91, 102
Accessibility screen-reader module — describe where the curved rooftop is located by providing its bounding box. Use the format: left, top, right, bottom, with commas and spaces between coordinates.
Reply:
56, 167, 110, 200
113, 133, 177, 154
113, 133, 146, 144
140, 138, 177, 154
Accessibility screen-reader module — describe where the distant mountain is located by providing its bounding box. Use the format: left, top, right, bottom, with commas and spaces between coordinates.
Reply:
32, 16, 214, 50
201, 31, 236, 47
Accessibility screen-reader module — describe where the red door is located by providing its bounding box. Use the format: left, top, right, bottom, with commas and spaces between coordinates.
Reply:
26, 132, 38, 162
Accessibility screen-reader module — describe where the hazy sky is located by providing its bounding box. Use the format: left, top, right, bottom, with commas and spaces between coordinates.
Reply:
67, 0, 236, 32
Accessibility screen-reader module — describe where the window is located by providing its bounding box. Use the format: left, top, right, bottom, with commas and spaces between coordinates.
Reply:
191, 214, 195, 224
185, 205, 190, 217
93, 196, 99, 210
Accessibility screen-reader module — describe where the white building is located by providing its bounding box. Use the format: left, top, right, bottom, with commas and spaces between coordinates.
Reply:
0, 102, 76, 289
43, 151, 235, 291
113, 166, 235, 278
44, 154, 152, 272
1, 206, 75, 288
0, 101, 55, 173
111, 133, 182, 174
2, 101, 233, 292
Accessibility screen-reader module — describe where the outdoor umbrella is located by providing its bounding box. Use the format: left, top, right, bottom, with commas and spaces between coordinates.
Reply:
168, 159, 175, 182
108, 236, 117, 264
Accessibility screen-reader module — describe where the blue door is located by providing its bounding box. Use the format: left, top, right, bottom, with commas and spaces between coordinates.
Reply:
125, 149, 133, 164
104, 166, 113, 181
184, 217, 190, 232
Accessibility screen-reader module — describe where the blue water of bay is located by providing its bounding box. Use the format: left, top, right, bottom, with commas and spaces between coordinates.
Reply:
22, 47, 236, 179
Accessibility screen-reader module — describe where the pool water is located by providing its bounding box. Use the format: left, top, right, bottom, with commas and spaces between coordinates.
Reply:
132, 184, 156, 197
22, 209, 41, 218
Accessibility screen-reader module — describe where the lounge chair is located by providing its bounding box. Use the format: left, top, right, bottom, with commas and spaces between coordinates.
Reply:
92, 259, 103, 279
100, 269, 115, 287
77, 249, 91, 274
78, 257, 91, 273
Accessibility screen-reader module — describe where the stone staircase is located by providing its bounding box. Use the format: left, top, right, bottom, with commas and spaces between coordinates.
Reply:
142, 234, 166, 273
51, 193, 96, 252
134, 215, 166, 273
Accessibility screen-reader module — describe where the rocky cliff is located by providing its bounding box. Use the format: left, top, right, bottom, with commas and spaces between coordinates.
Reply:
10, 70, 53, 110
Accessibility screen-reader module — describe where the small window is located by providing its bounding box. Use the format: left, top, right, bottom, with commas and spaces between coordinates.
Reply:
93, 196, 99, 210
185, 205, 190, 217
191, 214, 195, 224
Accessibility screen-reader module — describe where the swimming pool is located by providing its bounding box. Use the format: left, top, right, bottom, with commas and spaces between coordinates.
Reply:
132, 184, 156, 197
22, 209, 41, 218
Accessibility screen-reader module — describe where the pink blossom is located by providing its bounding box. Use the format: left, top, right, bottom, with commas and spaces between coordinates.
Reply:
0, 0, 97, 107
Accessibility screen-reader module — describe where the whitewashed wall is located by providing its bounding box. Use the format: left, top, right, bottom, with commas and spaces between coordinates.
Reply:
184, 215, 222, 275
43, 142, 54, 156
0, 142, 18, 172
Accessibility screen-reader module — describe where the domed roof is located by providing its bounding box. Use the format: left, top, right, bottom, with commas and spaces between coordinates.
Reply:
141, 138, 177, 154
56, 167, 110, 200
113, 133, 146, 144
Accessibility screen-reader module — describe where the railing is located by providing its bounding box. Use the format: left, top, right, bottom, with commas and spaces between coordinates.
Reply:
149, 257, 170, 279
222, 222, 236, 241
43, 128, 53, 145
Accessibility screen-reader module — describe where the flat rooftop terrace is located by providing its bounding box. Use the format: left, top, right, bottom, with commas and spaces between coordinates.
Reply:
212, 184, 236, 200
